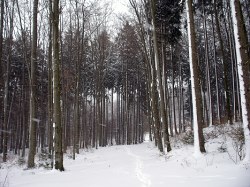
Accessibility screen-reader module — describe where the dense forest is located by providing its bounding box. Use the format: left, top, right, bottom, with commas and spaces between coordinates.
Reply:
0, 0, 249, 171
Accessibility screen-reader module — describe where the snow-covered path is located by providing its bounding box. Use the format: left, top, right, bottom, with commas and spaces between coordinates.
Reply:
1, 141, 250, 187
125, 146, 151, 187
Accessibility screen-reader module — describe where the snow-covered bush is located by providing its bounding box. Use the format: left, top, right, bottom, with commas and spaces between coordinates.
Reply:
17, 157, 26, 166
228, 124, 245, 162
204, 127, 220, 141
38, 152, 52, 169
180, 131, 194, 145
217, 143, 227, 153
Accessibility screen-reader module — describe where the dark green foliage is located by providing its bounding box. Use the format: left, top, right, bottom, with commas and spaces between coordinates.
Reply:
156, 0, 183, 44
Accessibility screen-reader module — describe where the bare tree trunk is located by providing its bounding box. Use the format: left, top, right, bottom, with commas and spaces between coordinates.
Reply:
47, 0, 53, 159
202, 1, 213, 126
231, 0, 250, 162
73, 0, 80, 159
117, 89, 120, 145
52, 0, 64, 171
111, 88, 114, 145
27, 0, 39, 168
151, 70, 164, 152
171, 46, 178, 135
214, 0, 232, 125
150, 0, 171, 152
211, 9, 221, 125
186, 0, 206, 154
148, 25, 164, 151
3, 0, 15, 162
93, 94, 96, 148
0, 0, 4, 154
224, 1, 241, 122
21, 91, 27, 157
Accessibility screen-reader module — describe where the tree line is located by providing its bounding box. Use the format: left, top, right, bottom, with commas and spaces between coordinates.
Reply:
0, 0, 249, 171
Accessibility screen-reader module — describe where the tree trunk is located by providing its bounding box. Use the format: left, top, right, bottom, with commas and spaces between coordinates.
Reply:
186, 0, 206, 154
214, 0, 232, 125
150, 0, 171, 152
0, 0, 4, 154
231, 0, 250, 162
27, 0, 39, 168
47, 0, 53, 160
171, 46, 178, 135
211, 10, 221, 125
3, 0, 15, 162
52, 0, 64, 171
202, 1, 213, 126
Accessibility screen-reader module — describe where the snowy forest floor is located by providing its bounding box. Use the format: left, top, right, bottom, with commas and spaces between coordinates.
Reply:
1, 125, 250, 187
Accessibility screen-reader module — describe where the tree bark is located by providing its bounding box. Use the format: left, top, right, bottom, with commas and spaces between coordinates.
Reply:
214, 0, 232, 124
211, 9, 221, 125
27, 0, 39, 168
0, 0, 4, 154
3, 0, 15, 162
231, 0, 250, 162
52, 0, 64, 171
186, 0, 206, 153
150, 0, 171, 152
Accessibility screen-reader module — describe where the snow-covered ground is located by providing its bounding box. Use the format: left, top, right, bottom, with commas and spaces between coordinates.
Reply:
1, 128, 250, 187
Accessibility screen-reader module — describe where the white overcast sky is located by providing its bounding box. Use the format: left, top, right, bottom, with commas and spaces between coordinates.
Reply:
102, 0, 132, 36
110, 0, 130, 14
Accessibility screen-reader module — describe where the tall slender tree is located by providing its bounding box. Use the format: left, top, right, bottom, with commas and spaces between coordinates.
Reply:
3, 0, 15, 162
52, 0, 64, 171
231, 0, 250, 162
150, 0, 171, 153
27, 0, 39, 168
214, 0, 232, 125
0, 0, 5, 154
186, 0, 206, 154
48, 0, 53, 159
